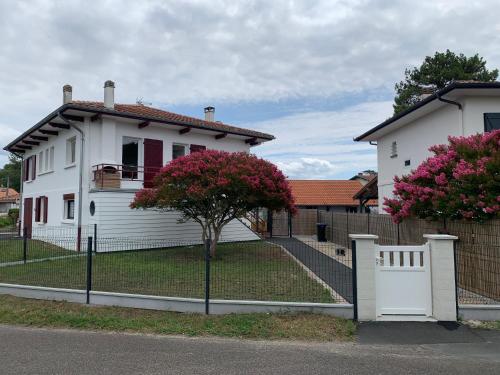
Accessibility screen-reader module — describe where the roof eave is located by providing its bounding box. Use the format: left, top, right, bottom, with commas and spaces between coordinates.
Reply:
4, 103, 275, 152
354, 81, 500, 142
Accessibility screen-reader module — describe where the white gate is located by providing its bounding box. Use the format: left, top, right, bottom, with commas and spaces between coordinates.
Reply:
375, 244, 432, 320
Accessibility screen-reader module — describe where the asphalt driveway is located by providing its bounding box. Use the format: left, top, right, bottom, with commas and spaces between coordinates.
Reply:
1, 324, 499, 375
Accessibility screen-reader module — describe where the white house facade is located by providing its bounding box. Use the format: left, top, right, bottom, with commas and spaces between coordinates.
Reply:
4, 81, 274, 250
355, 81, 500, 212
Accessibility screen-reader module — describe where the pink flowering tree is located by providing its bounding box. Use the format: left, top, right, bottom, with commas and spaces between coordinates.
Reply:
131, 150, 296, 256
384, 129, 500, 223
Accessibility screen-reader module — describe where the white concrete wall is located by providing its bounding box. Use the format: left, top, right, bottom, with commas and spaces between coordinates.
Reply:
376, 95, 500, 212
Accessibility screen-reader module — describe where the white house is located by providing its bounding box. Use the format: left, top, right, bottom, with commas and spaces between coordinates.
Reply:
4, 81, 274, 250
355, 81, 500, 212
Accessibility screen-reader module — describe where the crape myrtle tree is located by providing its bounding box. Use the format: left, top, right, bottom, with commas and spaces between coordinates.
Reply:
384, 130, 500, 223
131, 150, 296, 257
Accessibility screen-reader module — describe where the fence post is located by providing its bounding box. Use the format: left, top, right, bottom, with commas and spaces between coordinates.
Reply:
267, 210, 273, 238
93, 223, 98, 253
23, 227, 27, 264
204, 239, 211, 315
397, 222, 400, 245
86, 236, 93, 304
346, 210, 349, 248
351, 239, 358, 321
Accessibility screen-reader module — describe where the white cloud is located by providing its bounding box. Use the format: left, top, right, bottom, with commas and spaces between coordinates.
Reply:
251, 101, 392, 178
1, 0, 499, 173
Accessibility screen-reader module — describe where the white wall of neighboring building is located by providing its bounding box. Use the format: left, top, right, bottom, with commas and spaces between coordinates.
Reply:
376, 94, 500, 212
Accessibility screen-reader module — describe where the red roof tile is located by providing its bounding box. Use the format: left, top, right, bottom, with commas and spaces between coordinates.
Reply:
71, 101, 274, 140
289, 180, 377, 206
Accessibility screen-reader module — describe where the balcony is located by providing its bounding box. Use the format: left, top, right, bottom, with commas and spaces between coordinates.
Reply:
92, 164, 161, 190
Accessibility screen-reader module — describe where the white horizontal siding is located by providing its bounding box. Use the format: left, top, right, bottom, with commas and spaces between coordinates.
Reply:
89, 191, 259, 251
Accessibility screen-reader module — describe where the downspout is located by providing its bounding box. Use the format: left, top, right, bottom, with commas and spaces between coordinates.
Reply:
437, 95, 464, 135
13, 151, 23, 235
58, 111, 85, 251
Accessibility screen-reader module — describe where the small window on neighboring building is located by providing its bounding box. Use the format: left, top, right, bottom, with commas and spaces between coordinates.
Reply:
404, 159, 411, 167
63, 193, 75, 220
66, 137, 76, 166
484, 113, 500, 132
390, 141, 398, 158
172, 144, 186, 160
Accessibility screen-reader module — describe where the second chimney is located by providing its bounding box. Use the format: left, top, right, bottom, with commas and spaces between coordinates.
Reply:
104, 80, 115, 109
204, 106, 215, 122
63, 84, 72, 104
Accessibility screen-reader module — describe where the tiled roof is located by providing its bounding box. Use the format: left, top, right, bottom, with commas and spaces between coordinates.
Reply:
289, 180, 377, 206
0, 188, 19, 202
71, 101, 274, 140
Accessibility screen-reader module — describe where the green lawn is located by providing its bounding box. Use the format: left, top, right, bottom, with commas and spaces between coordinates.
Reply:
0, 239, 76, 263
0, 294, 355, 341
0, 241, 334, 303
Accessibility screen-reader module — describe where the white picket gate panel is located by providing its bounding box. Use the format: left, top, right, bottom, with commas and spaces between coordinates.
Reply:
375, 244, 432, 319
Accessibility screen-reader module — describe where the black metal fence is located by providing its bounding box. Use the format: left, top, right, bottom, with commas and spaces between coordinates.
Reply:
0, 226, 354, 312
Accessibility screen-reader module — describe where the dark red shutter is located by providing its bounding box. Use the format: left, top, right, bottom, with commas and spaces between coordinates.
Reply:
43, 196, 48, 223
190, 144, 206, 153
143, 139, 163, 188
23, 159, 28, 182
34, 197, 41, 222
23, 198, 33, 238
31, 156, 36, 181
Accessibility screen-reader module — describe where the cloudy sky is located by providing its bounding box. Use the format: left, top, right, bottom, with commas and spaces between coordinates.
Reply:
1, 0, 499, 179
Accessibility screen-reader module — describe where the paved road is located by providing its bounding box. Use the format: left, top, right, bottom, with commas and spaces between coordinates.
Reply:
1, 325, 499, 374
269, 237, 353, 302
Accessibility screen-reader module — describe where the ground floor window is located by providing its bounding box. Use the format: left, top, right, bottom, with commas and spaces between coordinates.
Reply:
63, 194, 75, 220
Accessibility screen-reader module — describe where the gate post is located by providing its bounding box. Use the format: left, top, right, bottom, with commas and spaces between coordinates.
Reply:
349, 234, 378, 321
424, 234, 458, 321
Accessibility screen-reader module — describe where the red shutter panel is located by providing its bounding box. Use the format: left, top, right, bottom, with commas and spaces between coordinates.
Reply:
43, 196, 48, 223
34, 197, 41, 222
31, 156, 36, 181
143, 139, 163, 188
189, 144, 206, 153
23, 159, 28, 182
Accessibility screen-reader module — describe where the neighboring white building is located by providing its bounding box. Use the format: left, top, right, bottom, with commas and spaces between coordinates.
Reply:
355, 81, 500, 212
4, 81, 274, 249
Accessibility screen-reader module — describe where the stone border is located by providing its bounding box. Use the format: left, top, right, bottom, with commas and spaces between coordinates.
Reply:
459, 304, 500, 321
0, 283, 353, 318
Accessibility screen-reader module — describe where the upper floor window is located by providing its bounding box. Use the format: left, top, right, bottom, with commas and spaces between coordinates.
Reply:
484, 113, 500, 132
390, 141, 398, 158
66, 137, 76, 166
172, 144, 187, 160
38, 146, 54, 175
23, 155, 36, 182
122, 137, 140, 179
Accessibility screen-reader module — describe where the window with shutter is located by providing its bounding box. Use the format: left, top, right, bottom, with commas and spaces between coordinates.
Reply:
43, 196, 48, 223
32, 155, 36, 181
34, 197, 41, 222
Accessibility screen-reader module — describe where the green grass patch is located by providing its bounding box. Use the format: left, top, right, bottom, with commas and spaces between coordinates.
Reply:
0, 241, 334, 303
0, 239, 75, 263
0, 294, 355, 341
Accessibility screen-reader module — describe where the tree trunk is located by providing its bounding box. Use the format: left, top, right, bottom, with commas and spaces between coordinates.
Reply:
209, 230, 221, 258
